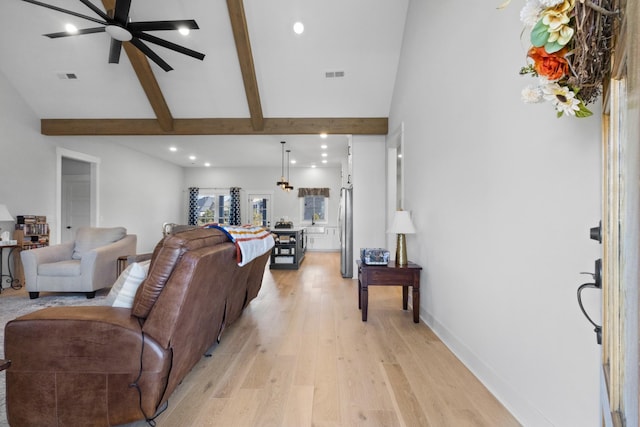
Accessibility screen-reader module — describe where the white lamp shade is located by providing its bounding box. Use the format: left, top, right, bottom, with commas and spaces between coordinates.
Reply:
0, 204, 14, 222
387, 210, 416, 234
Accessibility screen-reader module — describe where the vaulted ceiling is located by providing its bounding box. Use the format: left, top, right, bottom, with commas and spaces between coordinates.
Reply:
0, 0, 409, 167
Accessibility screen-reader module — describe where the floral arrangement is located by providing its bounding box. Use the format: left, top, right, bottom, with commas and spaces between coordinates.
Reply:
502, 0, 618, 118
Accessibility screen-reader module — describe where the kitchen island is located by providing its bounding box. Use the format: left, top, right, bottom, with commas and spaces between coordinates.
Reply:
270, 228, 306, 270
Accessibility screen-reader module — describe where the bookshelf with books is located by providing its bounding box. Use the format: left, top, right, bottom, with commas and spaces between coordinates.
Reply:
14, 215, 49, 250
13, 215, 49, 287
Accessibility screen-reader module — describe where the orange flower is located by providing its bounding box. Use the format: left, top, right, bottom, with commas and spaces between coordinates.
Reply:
527, 46, 569, 81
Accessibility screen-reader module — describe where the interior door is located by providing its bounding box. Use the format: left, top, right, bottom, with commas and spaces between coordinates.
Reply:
61, 175, 91, 243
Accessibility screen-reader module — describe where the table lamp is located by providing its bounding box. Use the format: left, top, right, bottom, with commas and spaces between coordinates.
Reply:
0, 204, 14, 241
388, 210, 416, 266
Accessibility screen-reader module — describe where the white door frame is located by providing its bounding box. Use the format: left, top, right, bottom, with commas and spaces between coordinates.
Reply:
386, 122, 404, 252
56, 148, 100, 245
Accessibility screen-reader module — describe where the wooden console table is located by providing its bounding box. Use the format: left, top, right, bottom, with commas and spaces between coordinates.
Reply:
357, 260, 422, 323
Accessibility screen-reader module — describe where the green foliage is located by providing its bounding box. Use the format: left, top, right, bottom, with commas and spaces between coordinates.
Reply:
544, 40, 564, 53
575, 103, 593, 118
530, 19, 549, 47
520, 64, 537, 76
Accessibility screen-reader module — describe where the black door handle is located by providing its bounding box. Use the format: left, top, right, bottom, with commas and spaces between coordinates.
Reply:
66, 226, 72, 229
577, 258, 602, 345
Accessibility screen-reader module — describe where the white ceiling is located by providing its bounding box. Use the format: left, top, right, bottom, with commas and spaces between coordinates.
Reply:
0, 0, 408, 167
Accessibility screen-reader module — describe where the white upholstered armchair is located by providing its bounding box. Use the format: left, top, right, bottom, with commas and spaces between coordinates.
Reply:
20, 227, 137, 299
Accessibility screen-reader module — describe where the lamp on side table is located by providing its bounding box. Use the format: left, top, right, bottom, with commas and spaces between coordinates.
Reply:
0, 204, 14, 241
387, 210, 416, 266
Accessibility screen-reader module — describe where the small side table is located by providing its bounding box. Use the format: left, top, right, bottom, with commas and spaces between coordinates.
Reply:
357, 260, 423, 323
0, 244, 21, 292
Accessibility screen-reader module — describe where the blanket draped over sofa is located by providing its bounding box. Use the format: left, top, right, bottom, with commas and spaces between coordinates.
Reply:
4, 228, 272, 426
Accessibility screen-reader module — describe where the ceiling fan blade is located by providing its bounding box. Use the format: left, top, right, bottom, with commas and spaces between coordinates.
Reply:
44, 26, 106, 38
113, 0, 132, 24
134, 31, 205, 61
21, 0, 107, 26
130, 38, 173, 72
128, 20, 200, 32
77, 0, 110, 21
108, 39, 122, 63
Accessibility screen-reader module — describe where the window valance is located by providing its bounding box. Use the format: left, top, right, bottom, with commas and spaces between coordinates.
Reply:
297, 188, 330, 198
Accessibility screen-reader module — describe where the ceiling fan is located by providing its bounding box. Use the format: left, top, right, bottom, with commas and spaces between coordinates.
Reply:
22, 0, 205, 71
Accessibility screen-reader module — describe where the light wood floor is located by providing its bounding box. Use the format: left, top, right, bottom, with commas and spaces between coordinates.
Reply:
122, 252, 520, 427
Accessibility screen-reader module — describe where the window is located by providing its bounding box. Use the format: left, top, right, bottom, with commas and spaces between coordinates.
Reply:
196, 191, 230, 225
303, 195, 327, 224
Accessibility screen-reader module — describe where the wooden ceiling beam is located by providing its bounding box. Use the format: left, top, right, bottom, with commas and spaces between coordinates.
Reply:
227, 0, 264, 131
40, 117, 388, 136
101, 0, 174, 132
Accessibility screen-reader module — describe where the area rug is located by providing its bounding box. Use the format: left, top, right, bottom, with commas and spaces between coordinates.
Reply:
0, 292, 108, 427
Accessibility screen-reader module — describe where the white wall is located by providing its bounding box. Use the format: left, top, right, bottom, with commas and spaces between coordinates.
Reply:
0, 70, 184, 254
388, 2, 602, 426
352, 135, 387, 274
53, 138, 184, 252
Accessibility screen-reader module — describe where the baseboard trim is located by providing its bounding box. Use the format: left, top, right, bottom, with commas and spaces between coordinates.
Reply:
420, 309, 553, 427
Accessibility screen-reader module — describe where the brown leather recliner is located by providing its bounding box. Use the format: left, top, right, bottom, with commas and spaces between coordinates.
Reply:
4, 228, 270, 426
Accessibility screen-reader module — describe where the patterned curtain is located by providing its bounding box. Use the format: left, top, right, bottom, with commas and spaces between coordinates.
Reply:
297, 187, 330, 198
230, 187, 241, 225
188, 187, 199, 225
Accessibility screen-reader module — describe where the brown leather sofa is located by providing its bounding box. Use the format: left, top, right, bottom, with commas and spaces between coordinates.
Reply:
4, 228, 271, 426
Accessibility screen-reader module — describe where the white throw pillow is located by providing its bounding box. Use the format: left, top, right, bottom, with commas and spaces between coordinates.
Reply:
106, 260, 150, 308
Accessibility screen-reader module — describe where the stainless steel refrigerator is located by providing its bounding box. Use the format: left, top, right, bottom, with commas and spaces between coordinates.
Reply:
339, 186, 353, 278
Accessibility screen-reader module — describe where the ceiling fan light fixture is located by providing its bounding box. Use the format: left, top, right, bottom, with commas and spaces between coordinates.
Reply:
105, 24, 132, 41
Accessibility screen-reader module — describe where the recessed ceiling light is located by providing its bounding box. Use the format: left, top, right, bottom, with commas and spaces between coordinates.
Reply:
178, 27, 190, 36
204, 162, 211, 167
169, 146, 177, 152
321, 153, 328, 157
65, 23, 78, 34
321, 144, 328, 149
322, 160, 327, 164
291, 159, 297, 164
311, 164, 317, 168
293, 22, 304, 35
320, 133, 327, 139
189, 155, 196, 161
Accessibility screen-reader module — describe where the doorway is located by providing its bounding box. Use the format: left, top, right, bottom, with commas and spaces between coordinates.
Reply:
247, 193, 273, 227
56, 148, 100, 244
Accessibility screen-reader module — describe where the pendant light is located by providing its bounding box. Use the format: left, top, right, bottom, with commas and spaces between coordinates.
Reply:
276, 141, 288, 189
285, 149, 294, 192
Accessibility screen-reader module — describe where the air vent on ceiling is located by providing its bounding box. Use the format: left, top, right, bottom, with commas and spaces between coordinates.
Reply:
325, 70, 345, 78
57, 73, 78, 80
